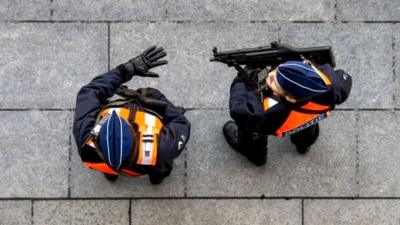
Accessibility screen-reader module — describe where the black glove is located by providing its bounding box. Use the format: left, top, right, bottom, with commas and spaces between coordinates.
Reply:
118, 45, 168, 78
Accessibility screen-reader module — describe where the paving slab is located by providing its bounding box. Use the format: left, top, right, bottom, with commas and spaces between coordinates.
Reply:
33, 200, 129, 225
111, 22, 278, 109
166, 0, 334, 21
304, 200, 400, 225
0, 201, 31, 225
337, 0, 400, 22
0, 0, 49, 21
358, 111, 400, 197
52, 0, 167, 21
0, 111, 69, 198
0, 23, 107, 109
70, 134, 186, 198
186, 110, 357, 197
395, 25, 400, 109
280, 23, 393, 109
131, 199, 301, 225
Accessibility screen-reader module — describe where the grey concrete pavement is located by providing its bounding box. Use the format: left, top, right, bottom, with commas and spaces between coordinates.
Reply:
0, 0, 399, 224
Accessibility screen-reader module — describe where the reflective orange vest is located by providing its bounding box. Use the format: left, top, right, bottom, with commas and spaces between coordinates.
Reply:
263, 65, 333, 137
82, 102, 164, 176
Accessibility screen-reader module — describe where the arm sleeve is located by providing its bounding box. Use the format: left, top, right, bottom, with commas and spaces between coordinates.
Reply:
229, 77, 266, 132
318, 64, 352, 105
331, 69, 352, 104
145, 90, 191, 177
73, 68, 130, 158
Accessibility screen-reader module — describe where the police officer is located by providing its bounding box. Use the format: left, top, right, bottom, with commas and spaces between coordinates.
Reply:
73, 46, 190, 184
223, 60, 352, 166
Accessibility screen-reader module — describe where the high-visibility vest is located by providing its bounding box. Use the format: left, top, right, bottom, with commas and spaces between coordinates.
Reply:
263, 65, 333, 137
82, 102, 164, 176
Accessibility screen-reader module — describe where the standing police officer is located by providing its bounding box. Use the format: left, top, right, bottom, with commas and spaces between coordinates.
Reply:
223, 60, 352, 166
73, 46, 190, 184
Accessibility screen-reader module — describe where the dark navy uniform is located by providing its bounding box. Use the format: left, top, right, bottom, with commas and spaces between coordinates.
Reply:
73, 68, 191, 180
228, 63, 352, 163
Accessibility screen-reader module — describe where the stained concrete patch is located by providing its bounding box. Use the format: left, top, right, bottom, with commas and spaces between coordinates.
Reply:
52, 0, 167, 21
166, 0, 334, 21
358, 111, 400, 197
0, 201, 31, 225
186, 110, 357, 197
33, 200, 129, 225
280, 23, 393, 109
304, 200, 400, 225
131, 199, 301, 225
111, 22, 279, 109
0, 111, 69, 197
0, 23, 107, 109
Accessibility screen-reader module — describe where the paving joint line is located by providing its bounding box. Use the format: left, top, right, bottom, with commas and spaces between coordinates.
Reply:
392, 31, 396, 107
108, 22, 111, 71
334, 0, 337, 22
277, 24, 282, 43
128, 200, 132, 225
67, 113, 72, 198
49, 0, 54, 19
3, 196, 400, 201
183, 149, 188, 198
355, 110, 360, 197
301, 199, 304, 225
2, 20, 400, 24
31, 200, 34, 225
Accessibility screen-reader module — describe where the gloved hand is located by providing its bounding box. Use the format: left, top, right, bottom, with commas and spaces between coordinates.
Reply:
118, 45, 168, 78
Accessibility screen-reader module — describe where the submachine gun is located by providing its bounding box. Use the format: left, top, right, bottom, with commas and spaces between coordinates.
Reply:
210, 42, 336, 101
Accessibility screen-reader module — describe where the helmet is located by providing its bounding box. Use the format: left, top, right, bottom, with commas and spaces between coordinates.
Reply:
98, 111, 136, 170
276, 61, 327, 100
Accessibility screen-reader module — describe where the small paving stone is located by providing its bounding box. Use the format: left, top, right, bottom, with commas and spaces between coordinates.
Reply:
280, 23, 393, 109
0, 0, 49, 21
0, 23, 108, 109
0, 201, 31, 225
337, 0, 400, 22
131, 199, 301, 225
185, 110, 357, 197
33, 200, 129, 225
111, 22, 279, 109
52, 0, 167, 21
0, 111, 70, 197
358, 111, 400, 196
166, 0, 334, 21
304, 200, 400, 225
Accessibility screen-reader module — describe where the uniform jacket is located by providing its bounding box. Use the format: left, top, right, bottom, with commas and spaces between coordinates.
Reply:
229, 63, 352, 135
73, 68, 191, 178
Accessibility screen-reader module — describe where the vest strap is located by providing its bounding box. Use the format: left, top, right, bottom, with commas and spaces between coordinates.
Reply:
83, 162, 118, 175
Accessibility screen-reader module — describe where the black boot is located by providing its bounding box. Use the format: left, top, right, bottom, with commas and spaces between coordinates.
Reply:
103, 173, 119, 182
246, 149, 267, 166
223, 121, 240, 151
149, 176, 164, 185
223, 121, 267, 166
291, 124, 319, 154
295, 145, 311, 154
